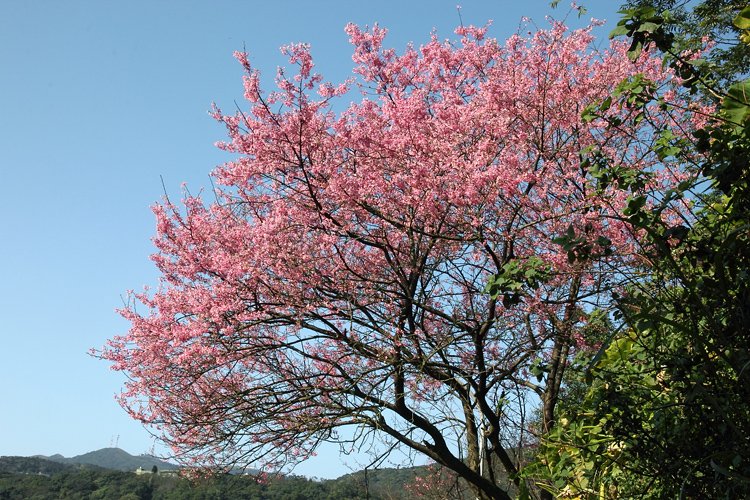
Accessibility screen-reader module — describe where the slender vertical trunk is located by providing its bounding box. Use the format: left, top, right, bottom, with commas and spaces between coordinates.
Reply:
463, 399, 488, 500
539, 276, 582, 500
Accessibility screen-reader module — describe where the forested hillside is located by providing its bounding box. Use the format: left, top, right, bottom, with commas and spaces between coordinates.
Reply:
0, 456, 449, 500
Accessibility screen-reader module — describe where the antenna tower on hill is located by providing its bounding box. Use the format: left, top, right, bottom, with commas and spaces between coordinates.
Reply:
109, 434, 120, 448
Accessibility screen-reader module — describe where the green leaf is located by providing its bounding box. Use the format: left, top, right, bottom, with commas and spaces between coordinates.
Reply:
582, 104, 597, 123
721, 80, 750, 126
624, 195, 647, 216
530, 360, 546, 382
609, 25, 630, 38
734, 6, 750, 30
639, 21, 660, 33
627, 39, 644, 62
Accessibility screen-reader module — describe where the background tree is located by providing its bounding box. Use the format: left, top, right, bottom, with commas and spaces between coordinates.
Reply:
97, 19, 702, 500
621, 0, 750, 87
530, 5, 750, 497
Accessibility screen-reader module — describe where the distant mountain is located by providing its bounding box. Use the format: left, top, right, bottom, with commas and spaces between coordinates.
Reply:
39, 447, 178, 472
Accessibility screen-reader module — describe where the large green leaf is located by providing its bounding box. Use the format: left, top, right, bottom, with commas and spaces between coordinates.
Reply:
733, 6, 750, 30
722, 79, 750, 126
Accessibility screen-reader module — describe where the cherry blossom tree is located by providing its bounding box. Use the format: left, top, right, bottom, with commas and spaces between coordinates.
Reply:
98, 19, 702, 499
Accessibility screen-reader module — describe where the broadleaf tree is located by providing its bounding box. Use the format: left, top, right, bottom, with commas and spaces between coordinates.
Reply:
620, 0, 750, 88
528, 7, 750, 497
97, 19, 704, 500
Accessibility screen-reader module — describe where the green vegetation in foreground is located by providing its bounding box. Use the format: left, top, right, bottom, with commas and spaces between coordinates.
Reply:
521, 2, 750, 497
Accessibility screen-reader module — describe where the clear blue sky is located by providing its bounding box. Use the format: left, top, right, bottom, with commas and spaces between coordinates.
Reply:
0, 0, 622, 479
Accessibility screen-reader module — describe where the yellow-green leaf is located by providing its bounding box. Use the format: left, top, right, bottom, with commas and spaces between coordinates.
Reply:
733, 6, 750, 29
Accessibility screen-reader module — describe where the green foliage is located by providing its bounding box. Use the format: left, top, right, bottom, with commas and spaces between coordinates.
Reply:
0, 457, 443, 500
523, 4, 750, 498
524, 333, 689, 498
721, 78, 750, 127
551, 225, 612, 264
485, 256, 550, 306
734, 5, 750, 30
0, 457, 83, 476
620, 0, 750, 88
611, 6, 675, 62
